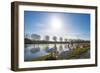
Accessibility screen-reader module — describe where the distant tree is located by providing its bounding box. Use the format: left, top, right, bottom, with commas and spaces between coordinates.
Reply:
44, 35, 49, 52
31, 34, 41, 41
53, 36, 57, 42
24, 33, 29, 39
59, 37, 63, 42
31, 34, 41, 48
45, 35, 49, 41
64, 39, 67, 42
52, 36, 58, 58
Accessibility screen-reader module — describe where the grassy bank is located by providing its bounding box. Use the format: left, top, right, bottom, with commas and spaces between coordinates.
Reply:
26, 48, 90, 61
32, 53, 51, 61
66, 48, 90, 59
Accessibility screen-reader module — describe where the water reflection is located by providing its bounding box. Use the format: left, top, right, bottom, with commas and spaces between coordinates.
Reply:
24, 44, 70, 61
24, 44, 90, 61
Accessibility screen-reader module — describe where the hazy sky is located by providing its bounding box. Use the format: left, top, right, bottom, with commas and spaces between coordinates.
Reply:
24, 11, 90, 40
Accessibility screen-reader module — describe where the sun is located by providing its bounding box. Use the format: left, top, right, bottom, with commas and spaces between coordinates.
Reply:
50, 15, 62, 30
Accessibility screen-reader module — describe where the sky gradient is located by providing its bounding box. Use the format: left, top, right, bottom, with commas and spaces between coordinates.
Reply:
24, 11, 90, 40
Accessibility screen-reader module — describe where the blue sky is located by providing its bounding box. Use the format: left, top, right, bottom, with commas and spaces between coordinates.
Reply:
24, 11, 90, 40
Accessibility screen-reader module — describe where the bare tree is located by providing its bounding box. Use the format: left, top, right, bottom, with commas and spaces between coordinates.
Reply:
53, 36, 57, 42
53, 36, 58, 58
45, 35, 49, 41
64, 39, 67, 42
31, 34, 41, 48
60, 37, 63, 42
31, 34, 41, 41
24, 33, 29, 39
44, 35, 49, 52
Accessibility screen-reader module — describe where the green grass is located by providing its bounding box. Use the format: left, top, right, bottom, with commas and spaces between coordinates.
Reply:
66, 48, 89, 59
32, 53, 51, 61
28, 47, 90, 61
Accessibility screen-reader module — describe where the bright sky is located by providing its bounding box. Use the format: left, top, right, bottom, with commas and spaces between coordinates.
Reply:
24, 11, 90, 40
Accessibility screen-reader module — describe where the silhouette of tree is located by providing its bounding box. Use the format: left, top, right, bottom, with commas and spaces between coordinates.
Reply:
31, 34, 41, 41
53, 36, 57, 42
24, 33, 29, 39
31, 34, 41, 48
52, 36, 58, 58
64, 39, 67, 42
60, 37, 63, 42
45, 35, 49, 41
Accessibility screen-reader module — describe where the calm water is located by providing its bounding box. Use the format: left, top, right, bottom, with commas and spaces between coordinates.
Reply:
24, 44, 70, 61
24, 44, 90, 61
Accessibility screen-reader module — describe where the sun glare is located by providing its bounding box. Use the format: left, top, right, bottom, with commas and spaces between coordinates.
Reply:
50, 15, 62, 30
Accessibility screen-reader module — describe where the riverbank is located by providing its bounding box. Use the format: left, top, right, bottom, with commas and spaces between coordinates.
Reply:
25, 47, 90, 61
